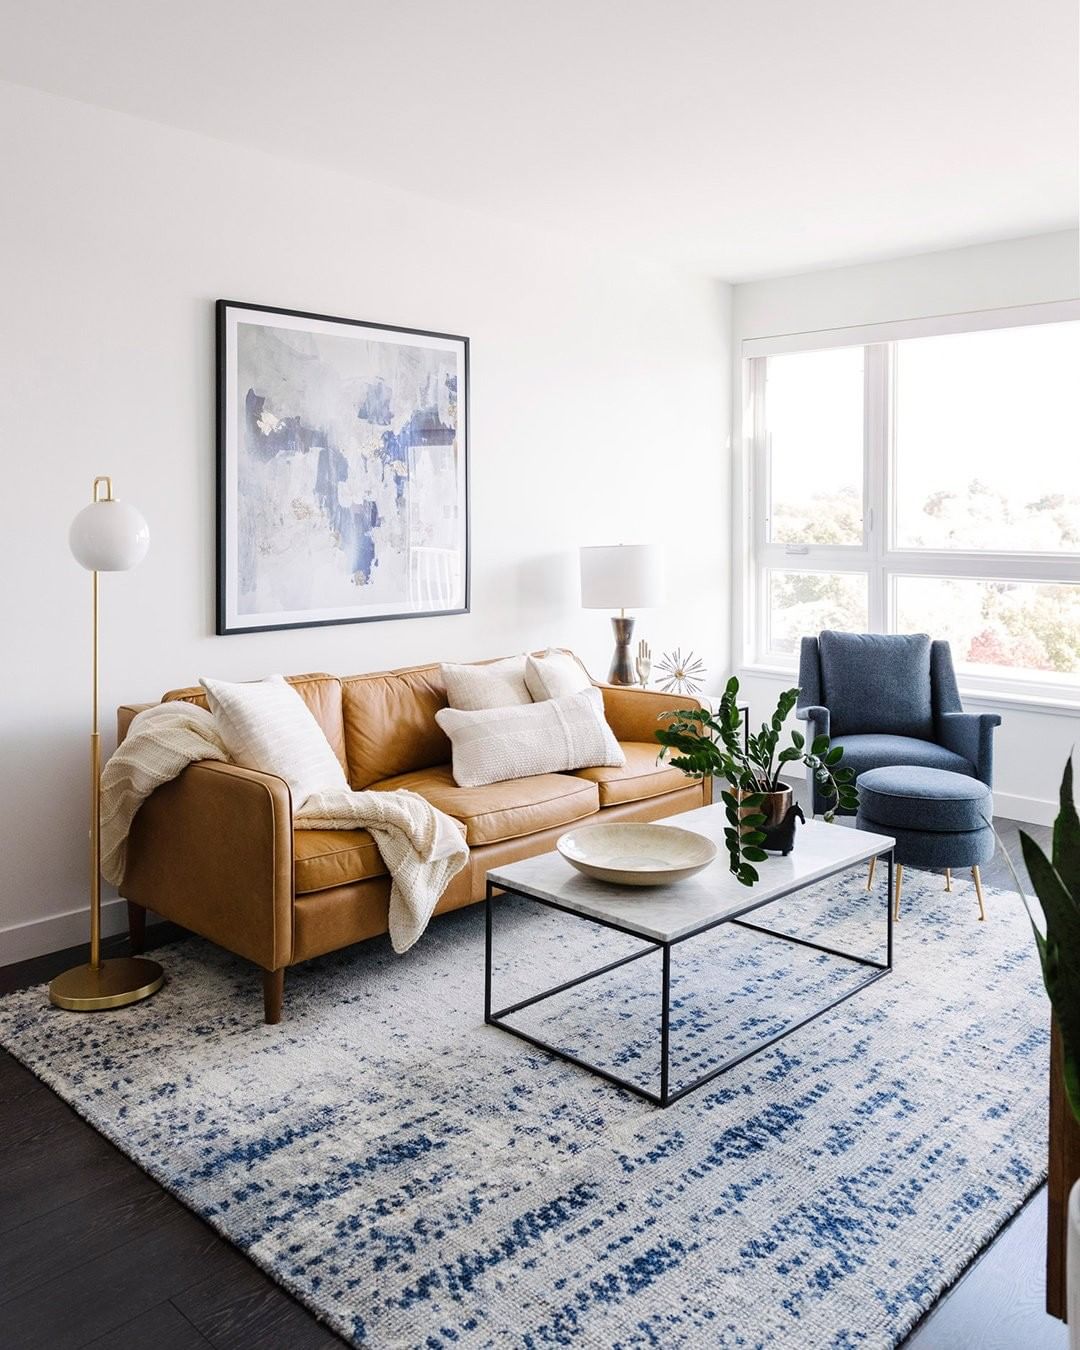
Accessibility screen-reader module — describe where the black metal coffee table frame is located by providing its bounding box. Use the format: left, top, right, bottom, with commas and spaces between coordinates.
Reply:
484, 848, 894, 1108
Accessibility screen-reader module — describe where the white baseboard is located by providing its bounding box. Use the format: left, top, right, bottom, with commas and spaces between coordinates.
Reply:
1, 896, 130, 967
990, 792, 1056, 827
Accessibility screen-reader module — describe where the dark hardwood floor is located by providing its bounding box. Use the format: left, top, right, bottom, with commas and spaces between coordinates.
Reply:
0, 815, 1062, 1349
0, 924, 347, 1350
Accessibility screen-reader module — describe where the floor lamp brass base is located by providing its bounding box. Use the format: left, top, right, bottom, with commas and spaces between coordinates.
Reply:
49, 957, 165, 1011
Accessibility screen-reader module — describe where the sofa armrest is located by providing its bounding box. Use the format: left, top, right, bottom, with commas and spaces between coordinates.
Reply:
120, 760, 294, 971
599, 685, 705, 745
796, 703, 830, 739
938, 709, 1001, 787
117, 703, 156, 743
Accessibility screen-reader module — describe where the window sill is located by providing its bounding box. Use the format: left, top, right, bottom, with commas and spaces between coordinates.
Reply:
737, 663, 1080, 718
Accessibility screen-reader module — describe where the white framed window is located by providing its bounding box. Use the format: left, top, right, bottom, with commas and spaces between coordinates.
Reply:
743, 303, 1080, 705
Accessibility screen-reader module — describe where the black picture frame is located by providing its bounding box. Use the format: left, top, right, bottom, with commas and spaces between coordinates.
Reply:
215, 299, 470, 635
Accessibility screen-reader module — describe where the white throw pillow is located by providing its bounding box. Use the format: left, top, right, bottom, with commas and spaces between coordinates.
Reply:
435, 686, 625, 788
441, 655, 532, 710
199, 674, 348, 807
525, 649, 593, 702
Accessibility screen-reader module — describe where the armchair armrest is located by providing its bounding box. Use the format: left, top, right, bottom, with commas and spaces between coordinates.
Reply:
120, 760, 294, 971
937, 709, 1001, 787
796, 704, 830, 739
599, 685, 705, 744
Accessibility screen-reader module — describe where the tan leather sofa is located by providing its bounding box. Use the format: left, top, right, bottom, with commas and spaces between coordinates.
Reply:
117, 658, 710, 1022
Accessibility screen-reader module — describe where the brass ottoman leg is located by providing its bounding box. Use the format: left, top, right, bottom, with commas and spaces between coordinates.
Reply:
893, 863, 904, 921
944, 867, 952, 892
866, 856, 877, 892
972, 866, 987, 922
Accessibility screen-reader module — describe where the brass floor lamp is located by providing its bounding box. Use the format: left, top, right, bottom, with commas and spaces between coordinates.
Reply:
49, 476, 165, 1011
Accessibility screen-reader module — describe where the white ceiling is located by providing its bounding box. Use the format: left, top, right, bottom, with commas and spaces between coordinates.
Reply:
2, 0, 1077, 279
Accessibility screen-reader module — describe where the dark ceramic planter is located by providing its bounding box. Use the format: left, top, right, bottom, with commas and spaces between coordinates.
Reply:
737, 785, 803, 856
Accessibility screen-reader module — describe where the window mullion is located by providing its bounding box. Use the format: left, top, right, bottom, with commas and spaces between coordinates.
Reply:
866, 343, 889, 633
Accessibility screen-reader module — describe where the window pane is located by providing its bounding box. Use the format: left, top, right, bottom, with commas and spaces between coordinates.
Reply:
765, 347, 864, 545
895, 575, 1080, 681
767, 570, 869, 655
894, 323, 1080, 552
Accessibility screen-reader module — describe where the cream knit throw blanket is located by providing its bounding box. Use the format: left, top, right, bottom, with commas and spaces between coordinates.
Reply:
100, 701, 469, 954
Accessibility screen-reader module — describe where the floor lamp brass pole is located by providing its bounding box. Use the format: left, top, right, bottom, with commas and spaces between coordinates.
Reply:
49, 477, 164, 1012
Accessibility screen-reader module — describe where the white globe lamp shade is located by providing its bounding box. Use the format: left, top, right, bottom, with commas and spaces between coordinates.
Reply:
69, 500, 150, 572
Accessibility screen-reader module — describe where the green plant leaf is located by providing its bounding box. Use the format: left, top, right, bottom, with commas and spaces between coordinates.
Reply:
1053, 755, 1080, 905
1020, 812, 1080, 1125
742, 847, 769, 862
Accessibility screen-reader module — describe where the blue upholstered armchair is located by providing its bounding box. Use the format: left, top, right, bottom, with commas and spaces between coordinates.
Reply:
796, 631, 1001, 816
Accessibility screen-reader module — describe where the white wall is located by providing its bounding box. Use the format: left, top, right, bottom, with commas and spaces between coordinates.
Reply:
0, 81, 732, 962
731, 231, 1080, 826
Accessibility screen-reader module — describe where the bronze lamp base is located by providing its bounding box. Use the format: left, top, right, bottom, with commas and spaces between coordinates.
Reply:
608, 615, 637, 684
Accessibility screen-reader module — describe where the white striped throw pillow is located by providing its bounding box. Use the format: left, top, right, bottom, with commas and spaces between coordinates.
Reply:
199, 674, 348, 808
435, 686, 624, 788
441, 656, 533, 710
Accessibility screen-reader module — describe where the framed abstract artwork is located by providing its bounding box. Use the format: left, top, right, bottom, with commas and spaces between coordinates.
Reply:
216, 300, 469, 634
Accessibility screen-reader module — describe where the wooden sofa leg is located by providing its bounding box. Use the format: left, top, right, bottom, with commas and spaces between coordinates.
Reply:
263, 968, 285, 1024
127, 901, 147, 955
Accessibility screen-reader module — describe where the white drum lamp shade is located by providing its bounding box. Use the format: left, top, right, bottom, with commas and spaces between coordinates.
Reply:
69, 499, 150, 572
580, 544, 665, 611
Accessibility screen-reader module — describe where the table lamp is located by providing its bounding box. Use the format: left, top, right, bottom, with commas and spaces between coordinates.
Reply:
49, 476, 164, 1011
580, 543, 665, 684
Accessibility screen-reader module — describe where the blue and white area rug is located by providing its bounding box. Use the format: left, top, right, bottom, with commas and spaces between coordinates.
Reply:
0, 868, 1049, 1348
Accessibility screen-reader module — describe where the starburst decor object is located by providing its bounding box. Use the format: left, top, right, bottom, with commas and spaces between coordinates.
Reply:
656, 647, 706, 695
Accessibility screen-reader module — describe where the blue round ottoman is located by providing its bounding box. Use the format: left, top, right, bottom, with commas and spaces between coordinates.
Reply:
855, 766, 994, 922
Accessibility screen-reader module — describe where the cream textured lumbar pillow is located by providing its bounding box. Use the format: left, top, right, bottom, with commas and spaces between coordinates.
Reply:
525, 649, 593, 702
441, 655, 532, 710
435, 686, 625, 788
199, 674, 348, 807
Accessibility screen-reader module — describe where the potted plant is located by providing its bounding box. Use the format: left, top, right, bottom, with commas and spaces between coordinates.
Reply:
1003, 760, 1080, 1333
656, 675, 858, 886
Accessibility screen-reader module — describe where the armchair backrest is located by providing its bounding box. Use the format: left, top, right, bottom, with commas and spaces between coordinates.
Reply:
808, 631, 935, 738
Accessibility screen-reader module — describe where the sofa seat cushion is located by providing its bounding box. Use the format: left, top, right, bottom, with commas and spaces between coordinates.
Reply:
294, 828, 387, 894
832, 734, 974, 783
371, 765, 599, 846
571, 743, 689, 807
856, 765, 992, 834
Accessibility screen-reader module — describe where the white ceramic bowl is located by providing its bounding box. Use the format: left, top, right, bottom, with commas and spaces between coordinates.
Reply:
556, 822, 717, 887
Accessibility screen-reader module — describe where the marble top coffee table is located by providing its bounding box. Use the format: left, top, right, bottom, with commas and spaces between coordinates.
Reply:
485, 804, 895, 1107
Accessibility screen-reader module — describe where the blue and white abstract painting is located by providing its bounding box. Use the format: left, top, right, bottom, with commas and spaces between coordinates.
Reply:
217, 302, 468, 634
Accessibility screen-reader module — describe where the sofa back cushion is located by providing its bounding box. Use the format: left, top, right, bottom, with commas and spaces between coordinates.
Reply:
818, 631, 933, 739
342, 664, 451, 789
162, 673, 349, 774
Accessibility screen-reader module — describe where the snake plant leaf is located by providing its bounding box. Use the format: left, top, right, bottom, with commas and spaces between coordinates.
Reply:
1053, 756, 1080, 904
1020, 810, 1080, 1125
